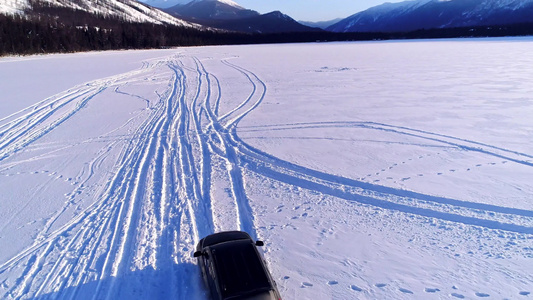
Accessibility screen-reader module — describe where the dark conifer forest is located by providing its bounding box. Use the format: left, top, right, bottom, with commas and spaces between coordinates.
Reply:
1, 2, 533, 56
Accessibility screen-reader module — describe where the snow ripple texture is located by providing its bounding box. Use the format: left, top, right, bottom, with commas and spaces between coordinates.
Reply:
0, 41, 532, 299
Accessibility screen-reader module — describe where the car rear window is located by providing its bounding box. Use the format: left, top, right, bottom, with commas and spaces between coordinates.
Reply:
202, 231, 251, 247
212, 241, 271, 298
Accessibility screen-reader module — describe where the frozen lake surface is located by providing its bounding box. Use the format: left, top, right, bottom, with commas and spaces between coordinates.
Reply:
1, 38, 532, 299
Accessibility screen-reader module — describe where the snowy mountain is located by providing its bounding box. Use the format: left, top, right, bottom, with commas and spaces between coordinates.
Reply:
165, 0, 257, 21
299, 18, 344, 30
0, 0, 195, 27
139, 0, 191, 9
218, 10, 322, 33
328, 0, 533, 32
164, 0, 320, 33
0, 0, 29, 14
140, 0, 240, 9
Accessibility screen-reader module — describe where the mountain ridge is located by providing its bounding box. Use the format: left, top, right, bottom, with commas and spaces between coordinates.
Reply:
0, 0, 197, 27
164, 0, 321, 33
328, 0, 533, 32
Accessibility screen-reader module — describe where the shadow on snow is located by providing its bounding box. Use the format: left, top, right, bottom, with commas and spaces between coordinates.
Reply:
31, 262, 206, 300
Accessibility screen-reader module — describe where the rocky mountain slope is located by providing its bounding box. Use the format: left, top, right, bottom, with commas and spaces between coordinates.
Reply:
0, 0, 195, 26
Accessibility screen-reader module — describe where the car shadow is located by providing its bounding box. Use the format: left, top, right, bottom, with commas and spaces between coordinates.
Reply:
31, 261, 208, 300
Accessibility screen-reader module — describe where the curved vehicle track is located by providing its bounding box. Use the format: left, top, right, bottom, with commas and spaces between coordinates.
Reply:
0, 53, 532, 299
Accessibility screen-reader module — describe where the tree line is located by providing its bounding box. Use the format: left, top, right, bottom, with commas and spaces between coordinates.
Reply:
0, 8, 252, 55
1, 3, 533, 56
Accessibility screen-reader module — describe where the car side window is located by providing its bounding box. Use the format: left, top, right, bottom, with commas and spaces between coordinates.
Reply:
202, 254, 212, 275
204, 255, 211, 271
204, 254, 219, 298
208, 259, 215, 277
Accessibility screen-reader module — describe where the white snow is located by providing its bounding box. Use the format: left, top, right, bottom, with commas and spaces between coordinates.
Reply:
140, 0, 193, 9
0, 0, 28, 15
140, 0, 243, 9
0, 0, 196, 27
1, 38, 533, 299
211, 0, 243, 9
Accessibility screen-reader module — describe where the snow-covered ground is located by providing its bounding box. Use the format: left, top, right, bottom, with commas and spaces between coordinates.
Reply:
1, 38, 533, 299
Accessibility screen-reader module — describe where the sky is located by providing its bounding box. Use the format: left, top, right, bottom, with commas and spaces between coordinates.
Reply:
231, 0, 403, 21
141, 0, 405, 22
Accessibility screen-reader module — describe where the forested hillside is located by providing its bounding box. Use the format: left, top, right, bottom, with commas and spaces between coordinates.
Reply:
0, 2, 245, 55
1, 1, 533, 56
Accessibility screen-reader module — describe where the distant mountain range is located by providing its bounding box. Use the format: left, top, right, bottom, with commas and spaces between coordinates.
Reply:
165, 0, 258, 21
2, 0, 533, 56
163, 0, 320, 33
141, 0, 533, 33
299, 18, 343, 30
0, 0, 321, 34
327, 0, 533, 32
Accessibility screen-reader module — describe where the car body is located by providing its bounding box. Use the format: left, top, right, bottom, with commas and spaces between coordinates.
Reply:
193, 231, 281, 300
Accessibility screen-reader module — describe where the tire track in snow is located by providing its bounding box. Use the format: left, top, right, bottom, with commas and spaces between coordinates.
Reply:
239, 121, 533, 167
231, 123, 533, 234
2, 53, 531, 300
191, 60, 533, 235
238, 121, 533, 216
196, 58, 262, 239
0, 88, 103, 162
0, 66, 154, 163
0, 59, 200, 299
177, 58, 215, 239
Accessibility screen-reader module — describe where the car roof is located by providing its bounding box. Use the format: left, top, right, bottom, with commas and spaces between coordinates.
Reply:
201, 231, 252, 248
210, 240, 272, 299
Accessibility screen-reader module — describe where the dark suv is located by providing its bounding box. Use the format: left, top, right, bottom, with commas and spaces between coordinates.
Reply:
193, 231, 282, 300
